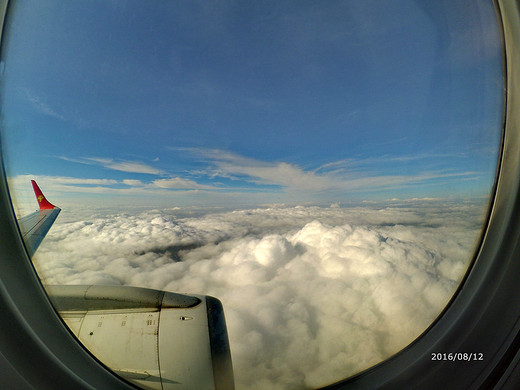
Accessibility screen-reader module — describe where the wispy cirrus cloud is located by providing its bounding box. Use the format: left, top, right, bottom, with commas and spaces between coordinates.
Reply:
315, 151, 472, 175
57, 156, 164, 175
175, 147, 483, 195
19, 88, 65, 120
179, 148, 337, 192
86, 157, 164, 175
7, 173, 219, 206
122, 179, 144, 186
26, 148, 487, 207
151, 177, 215, 190
6, 175, 208, 217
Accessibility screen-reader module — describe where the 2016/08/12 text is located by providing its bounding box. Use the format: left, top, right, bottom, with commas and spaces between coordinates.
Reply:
431, 353, 484, 361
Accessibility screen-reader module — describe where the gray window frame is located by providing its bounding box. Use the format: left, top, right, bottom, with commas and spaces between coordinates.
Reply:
0, 1, 519, 389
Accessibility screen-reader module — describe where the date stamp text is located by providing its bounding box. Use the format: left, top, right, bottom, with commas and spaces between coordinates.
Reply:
431, 353, 483, 361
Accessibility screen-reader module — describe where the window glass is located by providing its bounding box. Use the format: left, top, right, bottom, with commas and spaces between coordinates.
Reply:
0, 1, 503, 389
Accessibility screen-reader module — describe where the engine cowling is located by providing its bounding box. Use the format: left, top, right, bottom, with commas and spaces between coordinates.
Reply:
46, 284, 234, 390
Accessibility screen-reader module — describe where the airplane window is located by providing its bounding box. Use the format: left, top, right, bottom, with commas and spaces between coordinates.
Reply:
0, 1, 504, 389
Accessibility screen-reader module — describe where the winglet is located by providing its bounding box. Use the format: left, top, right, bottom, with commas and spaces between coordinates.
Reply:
31, 180, 56, 210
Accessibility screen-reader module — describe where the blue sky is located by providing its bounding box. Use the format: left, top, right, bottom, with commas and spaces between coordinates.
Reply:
0, 0, 504, 209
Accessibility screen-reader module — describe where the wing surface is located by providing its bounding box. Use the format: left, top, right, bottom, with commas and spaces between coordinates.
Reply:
17, 180, 60, 257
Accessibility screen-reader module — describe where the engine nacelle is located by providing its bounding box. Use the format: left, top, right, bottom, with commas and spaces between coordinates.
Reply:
46, 285, 234, 390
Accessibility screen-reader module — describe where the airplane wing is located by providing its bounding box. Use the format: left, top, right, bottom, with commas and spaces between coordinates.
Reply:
15, 181, 234, 390
17, 180, 61, 257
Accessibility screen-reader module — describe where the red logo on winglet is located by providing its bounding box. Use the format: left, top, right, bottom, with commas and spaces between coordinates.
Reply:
31, 180, 56, 210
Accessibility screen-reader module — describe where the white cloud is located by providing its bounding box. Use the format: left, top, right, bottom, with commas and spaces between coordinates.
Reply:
30, 201, 488, 389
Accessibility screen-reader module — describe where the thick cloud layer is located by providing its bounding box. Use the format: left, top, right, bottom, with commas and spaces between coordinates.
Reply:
32, 201, 487, 389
